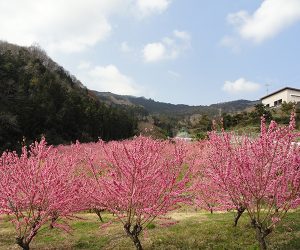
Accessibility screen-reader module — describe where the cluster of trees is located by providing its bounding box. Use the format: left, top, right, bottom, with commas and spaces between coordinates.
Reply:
196, 113, 300, 249
145, 102, 300, 141
222, 104, 273, 130
0, 137, 191, 250
0, 42, 137, 152
137, 102, 300, 141
152, 114, 178, 137
0, 113, 299, 250
222, 103, 300, 131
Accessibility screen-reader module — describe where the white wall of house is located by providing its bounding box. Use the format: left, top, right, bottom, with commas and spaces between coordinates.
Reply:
288, 89, 300, 103
262, 88, 300, 107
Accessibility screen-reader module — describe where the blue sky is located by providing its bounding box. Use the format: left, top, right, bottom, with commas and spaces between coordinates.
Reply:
0, 0, 300, 105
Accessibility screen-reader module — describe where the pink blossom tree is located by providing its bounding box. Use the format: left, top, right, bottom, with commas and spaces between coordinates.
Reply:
87, 136, 192, 250
0, 139, 86, 250
207, 114, 300, 249
191, 140, 236, 215
205, 129, 246, 226
193, 175, 229, 213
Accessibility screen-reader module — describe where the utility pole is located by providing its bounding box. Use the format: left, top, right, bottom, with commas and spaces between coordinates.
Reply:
265, 83, 271, 95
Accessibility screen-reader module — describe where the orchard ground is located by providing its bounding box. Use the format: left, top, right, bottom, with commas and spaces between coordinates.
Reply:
1, 209, 300, 250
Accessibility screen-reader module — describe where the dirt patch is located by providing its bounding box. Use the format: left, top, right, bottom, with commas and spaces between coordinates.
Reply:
168, 212, 206, 221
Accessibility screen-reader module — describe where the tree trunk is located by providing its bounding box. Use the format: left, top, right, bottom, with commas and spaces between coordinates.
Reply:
255, 226, 267, 250
131, 234, 143, 250
234, 207, 245, 227
16, 237, 30, 250
124, 223, 143, 250
207, 203, 213, 214
94, 209, 104, 222
50, 216, 58, 229
251, 219, 271, 250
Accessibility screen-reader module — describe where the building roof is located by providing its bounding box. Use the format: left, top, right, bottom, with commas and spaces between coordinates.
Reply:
260, 87, 300, 100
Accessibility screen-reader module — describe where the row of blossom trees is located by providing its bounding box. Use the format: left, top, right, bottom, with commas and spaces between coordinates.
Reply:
0, 114, 299, 250
194, 113, 300, 249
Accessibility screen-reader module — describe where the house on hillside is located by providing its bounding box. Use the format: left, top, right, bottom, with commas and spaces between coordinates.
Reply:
261, 87, 300, 107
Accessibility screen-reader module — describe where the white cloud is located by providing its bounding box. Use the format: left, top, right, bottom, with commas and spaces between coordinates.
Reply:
142, 30, 191, 62
136, 0, 171, 17
142, 43, 166, 62
0, 0, 172, 55
227, 0, 300, 43
78, 64, 143, 96
173, 30, 191, 42
227, 11, 249, 26
120, 41, 133, 53
223, 78, 261, 94
0, 0, 124, 53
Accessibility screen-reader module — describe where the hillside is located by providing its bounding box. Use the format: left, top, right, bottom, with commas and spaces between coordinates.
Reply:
93, 91, 261, 139
93, 91, 259, 116
0, 41, 137, 152
0, 41, 267, 150
93, 91, 300, 139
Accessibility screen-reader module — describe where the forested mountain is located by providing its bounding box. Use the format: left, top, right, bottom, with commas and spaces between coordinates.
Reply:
93, 91, 259, 116
0, 41, 137, 152
93, 91, 261, 139
0, 41, 267, 151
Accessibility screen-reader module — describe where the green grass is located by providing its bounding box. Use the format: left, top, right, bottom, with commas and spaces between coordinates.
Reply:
1, 210, 300, 249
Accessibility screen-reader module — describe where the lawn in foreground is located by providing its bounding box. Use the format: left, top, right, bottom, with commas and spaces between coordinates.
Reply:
0, 210, 300, 249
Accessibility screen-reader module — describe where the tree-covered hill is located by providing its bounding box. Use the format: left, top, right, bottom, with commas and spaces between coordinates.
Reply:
93, 91, 259, 116
0, 41, 137, 152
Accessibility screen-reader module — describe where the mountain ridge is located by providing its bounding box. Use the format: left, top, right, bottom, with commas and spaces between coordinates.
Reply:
93, 90, 260, 116
0, 41, 263, 149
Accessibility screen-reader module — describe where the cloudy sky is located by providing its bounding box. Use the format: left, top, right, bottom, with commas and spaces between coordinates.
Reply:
0, 0, 300, 105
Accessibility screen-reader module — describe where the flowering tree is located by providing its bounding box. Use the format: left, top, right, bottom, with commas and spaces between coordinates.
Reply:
0, 139, 85, 250
205, 129, 246, 226
193, 175, 229, 213
88, 136, 192, 250
187, 141, 232, 214
207, 114, 300, 249
57, 142, 108, 221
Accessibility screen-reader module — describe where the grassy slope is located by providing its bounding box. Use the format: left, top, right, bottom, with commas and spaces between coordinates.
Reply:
1, 210, 300, 250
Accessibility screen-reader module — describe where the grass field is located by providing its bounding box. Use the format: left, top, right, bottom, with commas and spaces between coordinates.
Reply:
1, 210, 300, 249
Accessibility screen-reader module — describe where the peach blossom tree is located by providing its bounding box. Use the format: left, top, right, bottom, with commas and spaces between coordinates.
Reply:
87, 136, 192, 250
207, 114, 300, 249
0, 139, 86, 250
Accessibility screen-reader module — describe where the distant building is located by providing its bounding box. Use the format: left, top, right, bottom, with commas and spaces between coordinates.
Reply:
175, 129, 192, 141
261, 87, 300, 107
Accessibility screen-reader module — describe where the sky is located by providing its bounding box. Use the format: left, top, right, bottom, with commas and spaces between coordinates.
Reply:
0, 0, 300, 105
